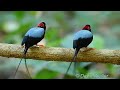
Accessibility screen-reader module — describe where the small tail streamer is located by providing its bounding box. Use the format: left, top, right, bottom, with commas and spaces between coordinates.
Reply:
13, 47, 32, 79
64, 48, 79, 78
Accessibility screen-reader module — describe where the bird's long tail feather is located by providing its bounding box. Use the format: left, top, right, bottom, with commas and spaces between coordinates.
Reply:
13, 58, 22, 78
13, 47, 32, 79
65, 48, 79, 76
24, 47, 32, 79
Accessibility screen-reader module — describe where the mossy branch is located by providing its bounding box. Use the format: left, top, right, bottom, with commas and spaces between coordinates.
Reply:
0, 43, 120, 65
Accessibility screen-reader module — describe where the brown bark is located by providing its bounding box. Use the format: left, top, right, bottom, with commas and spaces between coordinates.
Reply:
0, 43, 120, 65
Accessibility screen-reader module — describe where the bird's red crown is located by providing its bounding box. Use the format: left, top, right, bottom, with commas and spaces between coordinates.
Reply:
37, 22, 46, 30
82, 24, 91, 31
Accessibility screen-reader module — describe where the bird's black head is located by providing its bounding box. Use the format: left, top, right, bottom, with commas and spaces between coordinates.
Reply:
37, 22, 46, 30
82, 24, 91, 32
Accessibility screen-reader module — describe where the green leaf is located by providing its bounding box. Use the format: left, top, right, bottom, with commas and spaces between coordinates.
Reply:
34, 69, 59, 79
61, 34, 73, 48
45, 27, 62, 46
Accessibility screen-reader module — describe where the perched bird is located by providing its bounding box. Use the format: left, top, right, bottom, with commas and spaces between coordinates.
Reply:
13, 22, 46, 79
65, 24, 93, 77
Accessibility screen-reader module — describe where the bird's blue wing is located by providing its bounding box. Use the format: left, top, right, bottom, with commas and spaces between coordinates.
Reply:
73, 30, 93, 40
25, 27, 45, 38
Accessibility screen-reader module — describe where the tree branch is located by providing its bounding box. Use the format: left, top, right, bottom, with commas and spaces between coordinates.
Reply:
0, 43, 120, 65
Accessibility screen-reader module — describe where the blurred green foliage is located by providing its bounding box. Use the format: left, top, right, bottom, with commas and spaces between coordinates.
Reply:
0, 11, 120, 79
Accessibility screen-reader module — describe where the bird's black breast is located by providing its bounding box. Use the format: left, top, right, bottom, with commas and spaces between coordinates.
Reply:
73, 36, 93, 49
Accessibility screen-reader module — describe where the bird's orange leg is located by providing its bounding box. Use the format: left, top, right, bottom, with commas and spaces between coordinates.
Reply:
80, 47, 95, 52
36, 43, 45, 47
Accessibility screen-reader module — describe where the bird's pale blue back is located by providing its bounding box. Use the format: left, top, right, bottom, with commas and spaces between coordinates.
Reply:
73, 30, 93, 40
25, 27, 45, 38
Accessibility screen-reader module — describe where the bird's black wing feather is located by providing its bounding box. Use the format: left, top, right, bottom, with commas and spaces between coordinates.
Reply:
73, 40, 77, 49
21, 36, 29, 46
